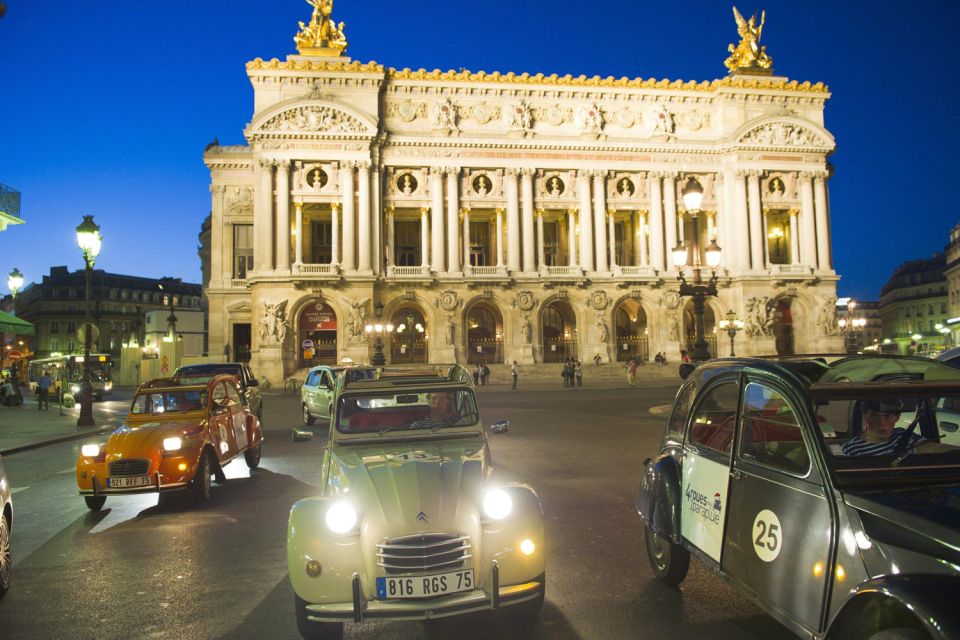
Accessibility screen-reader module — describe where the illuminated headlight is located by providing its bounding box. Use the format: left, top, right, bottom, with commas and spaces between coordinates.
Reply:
520, 539, 536, 556
105, 381, 113, 390
325, 501, 357, 534
81, 444, 101, 458
70, 384, 81, 394
482, 488, 513, 520
163, 437, 183, 451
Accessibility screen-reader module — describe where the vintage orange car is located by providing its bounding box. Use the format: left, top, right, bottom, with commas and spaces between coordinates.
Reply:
76, 374, 263, 511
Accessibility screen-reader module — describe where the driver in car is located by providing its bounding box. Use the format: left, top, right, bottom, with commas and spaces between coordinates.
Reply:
842, 398, 925, 456
411, 392, 457, 429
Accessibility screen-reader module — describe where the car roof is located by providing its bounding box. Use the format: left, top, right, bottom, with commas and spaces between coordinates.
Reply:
339, 363, 473, 394
176, 363, 244, 373
307, 363, 373, 374
136, 375, 235, 393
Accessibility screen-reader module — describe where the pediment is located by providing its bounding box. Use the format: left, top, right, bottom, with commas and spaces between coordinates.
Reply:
226, 301, 252, 314
250, 99, 377, 137
734, 117, 834, 151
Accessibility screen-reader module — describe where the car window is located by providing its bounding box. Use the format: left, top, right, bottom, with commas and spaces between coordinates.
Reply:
739, 382, 809, 475
305, 371, 319, 387
337, 389, 479, 434
668, 380, 697, 439
131, 390, 207, 414
687, 380, 739, 457
320, 371, 332, 388
225, 383, 242, 405
212, 382, 228, 406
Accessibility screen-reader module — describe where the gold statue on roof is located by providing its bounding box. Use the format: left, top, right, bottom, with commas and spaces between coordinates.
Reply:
295, 0, 348, 56
724, 6, 773, 74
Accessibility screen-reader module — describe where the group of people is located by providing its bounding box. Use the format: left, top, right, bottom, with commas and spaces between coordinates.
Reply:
0, 376, 23, 407
561, 357, 583, 388
472, 363, 491, 386
653, 352, 668, 365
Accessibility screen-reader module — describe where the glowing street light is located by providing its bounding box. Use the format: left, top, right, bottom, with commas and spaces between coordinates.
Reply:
75, 215, 102, 427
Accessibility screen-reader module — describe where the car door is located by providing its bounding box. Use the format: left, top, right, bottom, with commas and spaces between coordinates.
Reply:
225, 381, 248, 452
722, 378, 832, 635
681, 376, 740, 564
209, 382, 236, 460
303, 370, 320, 414
318, 370, 333, 418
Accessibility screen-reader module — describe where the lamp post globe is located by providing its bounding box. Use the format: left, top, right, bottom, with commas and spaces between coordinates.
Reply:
75, 215, 102, 428
7, 268, 23, 298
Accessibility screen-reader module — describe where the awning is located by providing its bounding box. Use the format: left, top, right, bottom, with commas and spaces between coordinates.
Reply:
0, 311, 34, 335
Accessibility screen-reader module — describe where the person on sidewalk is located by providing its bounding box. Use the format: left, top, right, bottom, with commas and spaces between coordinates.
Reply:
481, 363, 490, 386
575, 360, 583, 387
0, 378, 14, 406
473, 364, 481, 386
37, 370, 52, 411
627, 358, 638, 386
511, 361, 519, 390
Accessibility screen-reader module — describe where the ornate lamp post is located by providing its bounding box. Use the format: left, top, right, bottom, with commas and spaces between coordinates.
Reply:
717, 310, 745, 357
75, 215, 101, 427
7, 268, 23, 302
672, 177, 722, 362
364, 302, 393, 366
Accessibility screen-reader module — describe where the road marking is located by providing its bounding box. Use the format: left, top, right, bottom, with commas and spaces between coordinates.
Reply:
58, 467, 76, 475
10, 487, 28, 495
649, 404, 672, 416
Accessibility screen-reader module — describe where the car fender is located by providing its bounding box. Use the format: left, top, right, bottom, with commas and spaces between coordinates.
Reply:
480, 484, 546, 586
827, 574, 960, 640
637, 451, 682, 543
288, 497, 365, 603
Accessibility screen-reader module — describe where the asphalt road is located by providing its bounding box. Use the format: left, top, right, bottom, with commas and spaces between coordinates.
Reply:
0, 384, 793, 640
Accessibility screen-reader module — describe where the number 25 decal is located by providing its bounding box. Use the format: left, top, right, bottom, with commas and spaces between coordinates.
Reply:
752, 509, 783, 562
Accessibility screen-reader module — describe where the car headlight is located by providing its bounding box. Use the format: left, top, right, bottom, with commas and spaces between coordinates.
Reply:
105, 381, 113, 390
325, 501, 357, 534
70, 384, 81, 394
81, 444, 101, 458
162, 436, 183, 451
482, 488, 513, 520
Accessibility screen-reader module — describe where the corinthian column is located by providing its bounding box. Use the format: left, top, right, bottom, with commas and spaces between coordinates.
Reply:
567, 209, 577, 267
357, 162, 372, 272
647, 173, 664, 271
340, 163, 355, 272
536, 209, 545, 270
814, 171, 832, 270
429, 168, 445, 272
592, 171, 608, 273
732, 170, 750, 270
521, 169, 536, 273
747, 171, 764, 270
505, 169, 521, 272
294, 201, 303, 266
275, 160, 291, 274
663, 173, 678, 268
462, 208, 471, 270
209, 185, 225, 288
496, 208, 505, 267
576, 171, 594, 271
420, 207, 430, 268
799, 172, 816, 267
446, 168, 460, 273
330, 203, 340, 266
255, 159, 275, 274
386, 207, 395, 268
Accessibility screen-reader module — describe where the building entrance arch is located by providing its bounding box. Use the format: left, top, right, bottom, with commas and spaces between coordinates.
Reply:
682, 302, 717, 359
389, 305, 428, 364
541, 300, 577, 363
465, 303, 503, 364
298, 300, 337, 367
615, 301, 649, 361
773, 298, 796, 355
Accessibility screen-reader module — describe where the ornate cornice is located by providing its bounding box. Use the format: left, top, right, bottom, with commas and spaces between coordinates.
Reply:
247, 58, 385, 73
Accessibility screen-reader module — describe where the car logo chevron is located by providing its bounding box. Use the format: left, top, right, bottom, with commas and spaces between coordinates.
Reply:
416, 511, 429, 522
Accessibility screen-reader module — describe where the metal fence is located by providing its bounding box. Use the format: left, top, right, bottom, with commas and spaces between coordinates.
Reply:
467, 339, 503, 364
390, 340, 428, 363
685, 336, 718, 359
542, 339, 578, 363
616, 336, 650, 362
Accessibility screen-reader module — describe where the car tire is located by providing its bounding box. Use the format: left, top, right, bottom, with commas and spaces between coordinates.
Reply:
868, 630, 927, 640
84, 496, 107, 512
303, 404, 315, 426
295, 595, 344, 640
0, 509, 10, 597
190, 451, 212, 503
512, 572, 545, 618
645, 526, 689, 587
244, 443, 261, 469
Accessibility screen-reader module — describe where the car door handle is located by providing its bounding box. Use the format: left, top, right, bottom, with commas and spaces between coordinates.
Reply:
730, 469, 744, 480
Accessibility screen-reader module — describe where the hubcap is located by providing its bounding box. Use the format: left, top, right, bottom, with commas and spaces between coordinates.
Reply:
0, 514, 10, 588
648, 531, 668, 570
302, 405, 310, 423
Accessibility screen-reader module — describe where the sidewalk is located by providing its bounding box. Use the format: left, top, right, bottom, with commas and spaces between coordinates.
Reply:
0, 400, 122, 457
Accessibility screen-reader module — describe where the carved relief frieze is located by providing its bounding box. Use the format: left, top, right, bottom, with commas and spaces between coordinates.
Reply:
678, 109, 710, 131
650, 104, 675, 136
504, 99, 533, 132
224, 187, 254, 216
431, 97, 458, 131
534, 105, 570, 126
574, 103, 605, 135
739, 121, 830, 148
260, 106, 368, 134
387, 100, 425, 123
465, 102, 501, 125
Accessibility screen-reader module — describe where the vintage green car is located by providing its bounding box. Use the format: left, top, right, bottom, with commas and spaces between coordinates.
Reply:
288, 365, 545, 640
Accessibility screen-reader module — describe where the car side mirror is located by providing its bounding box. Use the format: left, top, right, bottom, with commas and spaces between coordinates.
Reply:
248, 378, 259, 387
490, 419, 509, 434
292, 428, 315, 442
678, 363, 696, 380
941, 421, 959, 433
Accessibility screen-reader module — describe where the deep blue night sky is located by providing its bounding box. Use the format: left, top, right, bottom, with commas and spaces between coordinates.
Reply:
1, 0, 957, 301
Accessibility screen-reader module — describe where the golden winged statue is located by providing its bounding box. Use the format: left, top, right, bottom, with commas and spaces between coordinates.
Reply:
724, 6, 773, 73
294, 0, 348, 56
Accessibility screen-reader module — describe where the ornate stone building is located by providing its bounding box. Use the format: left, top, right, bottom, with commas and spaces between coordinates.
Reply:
204, 4, 843, 384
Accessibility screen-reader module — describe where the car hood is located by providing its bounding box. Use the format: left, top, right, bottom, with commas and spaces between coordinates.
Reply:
107, 421, 197, 457
845, 486, 960, 566
329, 437, 488, 535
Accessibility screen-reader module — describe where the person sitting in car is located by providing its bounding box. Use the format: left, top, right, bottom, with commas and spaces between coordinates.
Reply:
842, 398, 924, 456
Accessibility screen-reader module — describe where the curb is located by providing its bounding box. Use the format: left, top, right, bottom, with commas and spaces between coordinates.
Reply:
0, 424, 116, 457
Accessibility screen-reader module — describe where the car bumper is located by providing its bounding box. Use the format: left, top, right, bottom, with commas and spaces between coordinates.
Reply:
78, 473, 189, 496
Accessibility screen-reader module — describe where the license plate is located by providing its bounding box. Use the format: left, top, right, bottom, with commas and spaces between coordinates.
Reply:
107, 475, 153, 489
376, 569, 474, 599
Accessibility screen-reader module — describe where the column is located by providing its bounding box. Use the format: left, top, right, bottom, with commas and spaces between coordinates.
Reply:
294, 201, 304, 265
496, 208, 504, 267
607, 210, 616, 268
733, 171, 750, 270
330, 204, 340, 266
275, 161, 291, 274
357, 163, 372, 272
814, 172, 832, 270
663, 173, 678, 266
536, 209, 545, 270
647, 173, 665, 271
341, 163, 355, 271
521, 169, 536, 273
789, 209, 800, 265
567, 209, 577, 267
446, 169, 460, 272
209, 185, 224, 288
420, 207, 430, 268
592, 171, 608, 272
462, 208, 471, 270
747, 171, 764, 270
638, 213, 648, 267
576, 171, 594, 271
372, 165, 381, 276
505, 169, 521, 272
386, 207, 395, 268
430, 168, 445, 272
255, 159, 274, 274
799, 172, 816, 266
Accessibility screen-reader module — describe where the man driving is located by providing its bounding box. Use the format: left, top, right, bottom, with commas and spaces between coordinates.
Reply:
842, 398, 925, 456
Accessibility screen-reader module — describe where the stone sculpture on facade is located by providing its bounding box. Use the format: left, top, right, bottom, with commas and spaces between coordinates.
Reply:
519, 314, 532, 344
260, 300, 288, 345
745, 296, 775, 337
295, 0, 348, 55
651, 104, 675, 136
505, 100, 533, 133
817, 295, 840, 336
343, 297, 367, 340
431, 98, 458, 131
575, 103, 604, 135
724, 6, 773, 73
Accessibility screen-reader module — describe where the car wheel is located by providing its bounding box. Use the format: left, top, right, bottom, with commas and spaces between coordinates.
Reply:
84, 496, 107, 512
303, 404, 315, 426
645, 525, 689, 587
244, 443, 261, 469
0, 509, 10, 597
512, 572, 545, 618
868, 630, 927, 640
295, 595, 343, 640
190, 451, 212, 503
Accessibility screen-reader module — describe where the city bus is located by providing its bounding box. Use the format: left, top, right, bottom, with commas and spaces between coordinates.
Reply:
27, 353, 114, 400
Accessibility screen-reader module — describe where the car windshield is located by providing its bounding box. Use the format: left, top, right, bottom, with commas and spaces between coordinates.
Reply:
336, 389, 479, 435
131, 389, 207, 415
175, 366, 242, 385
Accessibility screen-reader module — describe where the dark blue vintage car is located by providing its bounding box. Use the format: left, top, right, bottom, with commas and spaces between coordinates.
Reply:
638, 355, 960, 640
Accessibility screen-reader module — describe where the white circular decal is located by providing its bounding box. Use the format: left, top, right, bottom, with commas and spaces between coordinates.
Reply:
752, 509, 782, 562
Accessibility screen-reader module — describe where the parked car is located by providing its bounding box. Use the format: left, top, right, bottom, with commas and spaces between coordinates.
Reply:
288, 364, 544, 640
0, 454, 11, 597
76, 375, 263, 510
638, 355, 960, 640
174, 362, 263, 425
301, 364, 375, 426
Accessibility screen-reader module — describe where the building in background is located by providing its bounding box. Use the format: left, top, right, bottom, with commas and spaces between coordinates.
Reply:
879, 254, 949, 354
144, 308, 205, 356
203, 4, 843, 383
0, 183, 23, 232
944, 222, 960, 346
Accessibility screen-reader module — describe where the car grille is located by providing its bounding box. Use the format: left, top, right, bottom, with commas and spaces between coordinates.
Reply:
376, 533, 472, 574
108, 459, 150, 477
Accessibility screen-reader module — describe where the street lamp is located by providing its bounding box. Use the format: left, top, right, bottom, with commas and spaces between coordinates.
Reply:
673, 176, 722, 362
717, 310, 745, 357
7, 268, 23, 300
76, 215, 101, 427
364, 301, 393, 366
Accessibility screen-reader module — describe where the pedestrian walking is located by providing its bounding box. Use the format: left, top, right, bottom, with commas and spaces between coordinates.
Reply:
627, 358, 638, 386
561, 358, 571, 388
681, 349, 692, 363
473, 364, 481, 386
511, 360, 519, 390
37, 370, 52, 410
481, 363, 490, 386
575, 360, 583, 387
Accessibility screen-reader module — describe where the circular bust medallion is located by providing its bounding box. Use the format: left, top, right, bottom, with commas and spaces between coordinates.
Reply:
306, 167, 328, 189
397, 173, 418, 194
